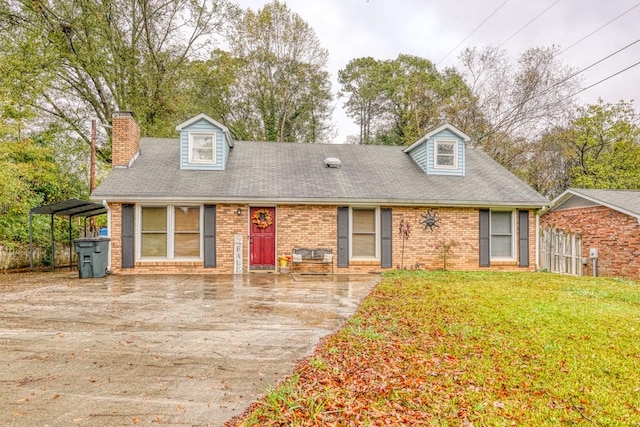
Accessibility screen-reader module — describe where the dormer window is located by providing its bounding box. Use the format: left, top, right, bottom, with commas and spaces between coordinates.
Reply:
189, 133, 216, 163
177, 114, 232, 170
434, 139, 458, 169
404, 124, 468, 176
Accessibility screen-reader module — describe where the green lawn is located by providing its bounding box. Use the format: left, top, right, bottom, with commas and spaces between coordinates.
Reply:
230, 271, 640, 426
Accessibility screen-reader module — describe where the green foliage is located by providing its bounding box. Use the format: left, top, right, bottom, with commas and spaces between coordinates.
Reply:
0, 31, 51, 141
0, 128, 85, 246
213, 0, 334, 143
337, 57, 388, 144
1, 141, 53, 243
0, 0, 231, 156
338, 54, 475, 145
181, 51, 257, 140
567, 100, 640, 190
527, 99, 640, 197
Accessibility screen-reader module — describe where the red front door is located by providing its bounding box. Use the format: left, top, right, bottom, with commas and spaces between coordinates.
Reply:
250, 207, 276, 270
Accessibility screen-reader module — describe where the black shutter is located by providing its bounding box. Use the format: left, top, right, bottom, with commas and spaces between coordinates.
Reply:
519, 210, 529, 267
121, 204, 134, 268
337, 207, 349, 268
381, 208, 392, 268
479, 209, 490, 267
203, 205, 216, 268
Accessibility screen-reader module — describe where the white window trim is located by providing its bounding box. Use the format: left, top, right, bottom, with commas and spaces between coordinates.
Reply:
349, 207, 380, 260
136, 204, 203, 261
434, 139, 458, 169
188, 132, 216, 164
490, 210, 516, 261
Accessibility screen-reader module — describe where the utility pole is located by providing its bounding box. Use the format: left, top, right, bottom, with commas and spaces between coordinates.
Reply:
90, 119, 96, 193
89, 119, 97, 235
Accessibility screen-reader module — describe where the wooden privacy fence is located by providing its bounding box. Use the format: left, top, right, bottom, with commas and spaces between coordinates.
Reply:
539, 227, 583, 276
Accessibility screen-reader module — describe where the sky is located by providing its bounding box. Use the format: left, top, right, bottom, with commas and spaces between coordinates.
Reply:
234, 0, 640, 143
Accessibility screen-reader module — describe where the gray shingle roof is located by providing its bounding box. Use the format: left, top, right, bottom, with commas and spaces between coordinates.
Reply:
91, 138, 548, 207
554, 188, 640, 218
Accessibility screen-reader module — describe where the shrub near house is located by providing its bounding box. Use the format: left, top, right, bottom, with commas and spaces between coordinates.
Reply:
92, 112, 548, 274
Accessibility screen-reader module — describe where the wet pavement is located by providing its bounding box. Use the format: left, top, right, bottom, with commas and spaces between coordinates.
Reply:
0, 272, 379, 426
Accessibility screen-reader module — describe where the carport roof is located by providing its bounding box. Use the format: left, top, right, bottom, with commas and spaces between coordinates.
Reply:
29, 199, 108, 272
30, 199, 107, 218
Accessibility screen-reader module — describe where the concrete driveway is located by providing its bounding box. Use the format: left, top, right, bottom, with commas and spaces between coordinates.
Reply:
0, 272, 378, 426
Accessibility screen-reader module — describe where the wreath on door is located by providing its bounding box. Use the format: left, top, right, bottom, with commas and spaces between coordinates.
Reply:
251, 208, 273, 228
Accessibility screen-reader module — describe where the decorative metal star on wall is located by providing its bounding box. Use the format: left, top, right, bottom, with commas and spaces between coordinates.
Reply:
419, 209, 441, 232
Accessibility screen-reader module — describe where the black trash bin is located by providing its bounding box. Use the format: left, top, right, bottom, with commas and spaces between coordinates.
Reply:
74, 237, 110, 278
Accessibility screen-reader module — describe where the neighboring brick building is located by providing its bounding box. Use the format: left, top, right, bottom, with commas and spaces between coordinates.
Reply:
91, 112, 548, 275
541, 188, 640, 280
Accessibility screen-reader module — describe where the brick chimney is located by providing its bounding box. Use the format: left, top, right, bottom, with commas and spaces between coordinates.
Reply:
111, 111, 140, 168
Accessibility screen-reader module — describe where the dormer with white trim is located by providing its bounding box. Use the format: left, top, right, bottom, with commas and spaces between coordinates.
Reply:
176, 113, 234, 170
403, 123, 470, 176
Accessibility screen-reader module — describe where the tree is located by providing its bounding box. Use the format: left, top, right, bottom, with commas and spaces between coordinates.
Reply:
379, 55, 455, 145
181, 51, 259, 141
0, 130, 84, 245
0, 0, 231, 161
0, 32, 51, 142
337, 57, 388, 144
566, 100, 640, 189
523, 100, 640, 197
222, 0, 334, 143
520, 125, 573, 198
338, 54, 475, 145
458, 45, 580, 169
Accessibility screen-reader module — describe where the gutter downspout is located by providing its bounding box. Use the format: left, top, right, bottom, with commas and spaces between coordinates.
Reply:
535, 211, 540, 271
104, 201, 111, 273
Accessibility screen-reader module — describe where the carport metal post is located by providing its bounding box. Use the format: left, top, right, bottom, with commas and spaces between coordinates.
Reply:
29, 211, 60, 271
29, 213, 33, 271
29, 200, 108, 272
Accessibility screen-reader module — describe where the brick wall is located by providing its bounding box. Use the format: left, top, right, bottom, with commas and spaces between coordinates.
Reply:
111, 111, 140, 167
112, 204, 248, 275
107, 204, 537, 274
541, 206, 640, 280
277, 205, 337, 273
389, 207, 536, 272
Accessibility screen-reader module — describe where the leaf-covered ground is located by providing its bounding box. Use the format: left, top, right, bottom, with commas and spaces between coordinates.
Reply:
227, 271, 640, 426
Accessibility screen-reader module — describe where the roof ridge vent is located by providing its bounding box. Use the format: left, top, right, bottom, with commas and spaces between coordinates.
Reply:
325, 157, 341, 168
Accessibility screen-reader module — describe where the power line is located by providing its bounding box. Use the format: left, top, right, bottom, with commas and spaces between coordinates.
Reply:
476, 37, 640, 141
542, 37, 640, 97
557, 2, 640, 56
437, 0, 509, 65
562, 59, 640, 101
498, 0, 560, 48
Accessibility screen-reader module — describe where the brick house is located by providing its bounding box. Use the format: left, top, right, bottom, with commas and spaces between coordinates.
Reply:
540, 188, 640, 280
91, 112, 548, 274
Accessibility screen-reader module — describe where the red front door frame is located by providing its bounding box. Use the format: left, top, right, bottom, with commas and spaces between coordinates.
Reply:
249, 207, 276, 270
